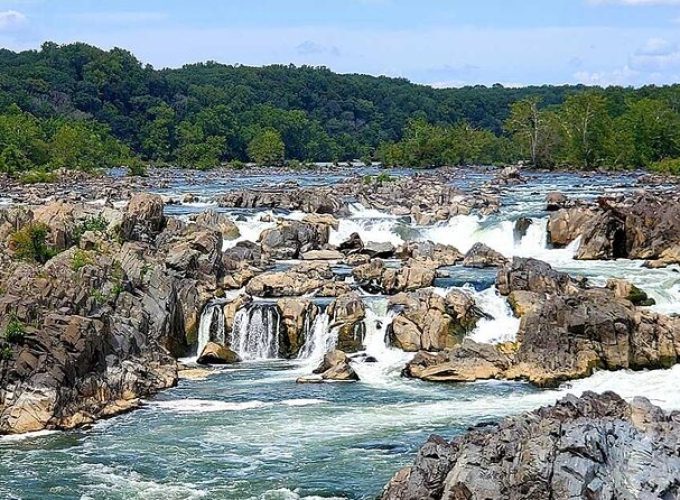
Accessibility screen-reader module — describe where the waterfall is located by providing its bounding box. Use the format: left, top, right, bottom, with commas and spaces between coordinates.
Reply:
197, 302, 225, 357
465, 286, 520, 344
296, 312, 336, 369
230, 304, 281, 360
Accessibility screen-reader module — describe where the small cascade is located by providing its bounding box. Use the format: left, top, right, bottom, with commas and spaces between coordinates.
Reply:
465, 286, 520, 344
230, 304, 282, 360
296, 312, 336, 370
352, 298, 413, 386
196, 302, 226, 357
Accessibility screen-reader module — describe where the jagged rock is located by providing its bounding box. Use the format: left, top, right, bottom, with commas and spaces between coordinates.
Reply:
547, 206, 595, 248
193, 210, 240, 240
243, 260, 332, 297
197, 342, 240, 364
327, 293, 366, 353
361, 241, 395, 258
259, 220, 329, 259
545, 191, 568, 211
381, 392, 680, 500
513, 217, 533, 242
302, 213, 339, 230
607, 278, 655, 306
395, 241, 463, 267
352, 259, 435, 295
338, 232, 363, 254
277, 298, 319, 357
297, 350, 359, 383
388, 289, 484, 352
496, 257, 585, 296
462, 242, 508, 268
32, 201, 77, 249
121, 193, 166, 241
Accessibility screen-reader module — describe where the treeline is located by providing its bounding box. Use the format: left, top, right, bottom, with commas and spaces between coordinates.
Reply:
379, 92, 680, 173
1, 42, 680, 173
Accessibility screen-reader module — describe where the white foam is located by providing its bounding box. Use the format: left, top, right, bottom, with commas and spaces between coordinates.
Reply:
0, 429, 57, 443
466, 286, 520, 344
281, 399, 326, 407
253, 488, 346, 500
152, 399, 267, 413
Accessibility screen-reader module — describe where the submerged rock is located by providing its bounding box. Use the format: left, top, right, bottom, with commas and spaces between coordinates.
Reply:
381, 392, 680, 500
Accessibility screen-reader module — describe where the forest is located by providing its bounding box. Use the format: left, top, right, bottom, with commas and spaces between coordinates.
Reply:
1, 41, 680, 176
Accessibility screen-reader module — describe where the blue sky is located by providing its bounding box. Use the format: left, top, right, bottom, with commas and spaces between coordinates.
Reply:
1, 0, 680, 87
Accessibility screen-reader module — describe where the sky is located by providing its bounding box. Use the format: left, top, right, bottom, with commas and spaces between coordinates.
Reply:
1, 0, 680, 88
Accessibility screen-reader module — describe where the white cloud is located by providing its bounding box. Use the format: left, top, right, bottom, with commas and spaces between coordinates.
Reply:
0, 10, 26, 31
630, 37, 680, 70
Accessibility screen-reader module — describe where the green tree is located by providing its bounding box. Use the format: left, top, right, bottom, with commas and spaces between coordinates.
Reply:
558, 92, 611, 169
247, 128, 285, 166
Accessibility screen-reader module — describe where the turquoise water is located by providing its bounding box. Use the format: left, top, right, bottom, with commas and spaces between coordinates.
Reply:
1, 362, 539, 499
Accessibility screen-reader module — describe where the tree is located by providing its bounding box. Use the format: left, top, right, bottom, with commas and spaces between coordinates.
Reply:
247, 128, 285, 166
558, 92, 610, 169
504, 97, 561, 168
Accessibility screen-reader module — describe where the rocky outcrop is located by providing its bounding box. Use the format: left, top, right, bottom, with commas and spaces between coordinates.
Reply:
277, 298, 319, 357
352, 259, 435, 295
575, 194, 680, 263
395, 241, 463, 268
296, 350, 359, 383
327, 293, 366, 353
388, 289, 484, 352
545, 191, 568, 211
462, 242, 508, 268
381, 392, 680, 500
0, 199, 234, 434
259, 220, 329, 259
193, 210, 240, 240
245, 262, 339, 297
406, 259, 679, 387
547, 205, 595, 248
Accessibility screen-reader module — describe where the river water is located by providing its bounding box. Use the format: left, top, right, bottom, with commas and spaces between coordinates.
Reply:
2, 169, 680, 500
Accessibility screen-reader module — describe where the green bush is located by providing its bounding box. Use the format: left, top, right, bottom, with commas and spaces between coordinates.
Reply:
73, 214, 108, 243
19, 169, 57, 184
127, 160, 148, 177
376, 171, 394, 184
71, 249, 92, 271
649, 158, 680, 176
9, 222, 57, 264
4, 317, 25, 344
0, 345, 12, 361
227, 159, 245, 169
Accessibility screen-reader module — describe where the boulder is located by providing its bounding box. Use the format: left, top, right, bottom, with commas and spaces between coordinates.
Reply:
245, 262, 334, 297
496, 257, 584, 296
197, 342, 240, 364
607, 278, 655, 306
547, 206, 595, 248
545, 191, 568, 211
121, 193, 166, 241
338, 232, 363, 254
462, 242, 508, 268
194, 210, 240, 240
297, 350, 359, 383
327, 293, 366, 353
395, 241, 463, 267
513, 217, 533, 242
381, 392, 680, 500
352, 259, 435, 295
276, 298, 319, 357
361, 241, 395, 258
32, 201, 77, 249
259, 220, 328, 259
301, 249, 344, 260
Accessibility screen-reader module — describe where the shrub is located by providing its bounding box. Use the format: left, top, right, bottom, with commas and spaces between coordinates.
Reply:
9, 222, 57, 264
73, 214, 108, 243
227, 159, 245, 169
376, 171, 394, 184
19, 169, 57, 185
127, 160, 148, 177
0, 345, 12, 361
649, 158, 680, 176
71, 249, 91, 271
4, 317, 25, 344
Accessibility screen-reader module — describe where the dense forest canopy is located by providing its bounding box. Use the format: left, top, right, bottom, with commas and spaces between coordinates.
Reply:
1, 41, 680, 176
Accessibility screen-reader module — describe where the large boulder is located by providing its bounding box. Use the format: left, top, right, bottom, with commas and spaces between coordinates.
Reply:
259, 220, 329, 259
547, 206, 595, 248
496, 257, 584, 297
121, 193, 166, 242
352, 259, 435, 295
297, 350, 359, 383
197, 342, 240, 364
245, 262, 334, 297
462, 242, 508, 268
276, 298, 319, 357
545, 191, 568, 211
193, 210, 240, 240
327, 293, 366, 353
388, 289, 484, 352
395, 241, 463, 268
381, 392, 680, 500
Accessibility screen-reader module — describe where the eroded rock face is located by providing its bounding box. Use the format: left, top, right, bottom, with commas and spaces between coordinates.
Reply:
0, 202, 235, 434
244, 262, 337, 297
388, 289, 484, 352
327, 293, 366, 353
395, 241, 463, 268
381, 392, 680, 500
276, 297, 319, 357
193, 210, 240, 240
406, 259, 678, 388
547, 206, 595, 248
197, 342, 240, 364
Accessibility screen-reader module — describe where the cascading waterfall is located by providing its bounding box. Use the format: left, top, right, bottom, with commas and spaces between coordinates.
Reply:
230, 304, 281, 360
197, 302, 225, 357
465, 286, 520, 344
296, 312, 337, 370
